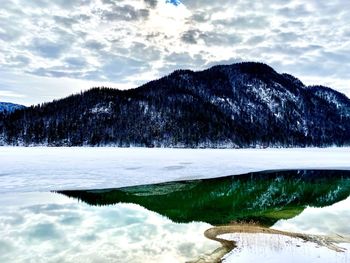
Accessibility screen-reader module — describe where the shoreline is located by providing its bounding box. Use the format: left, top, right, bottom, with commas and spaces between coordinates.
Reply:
190, 223, 350, 263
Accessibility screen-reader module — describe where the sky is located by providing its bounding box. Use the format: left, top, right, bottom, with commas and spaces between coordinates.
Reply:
0, 0, 349, 106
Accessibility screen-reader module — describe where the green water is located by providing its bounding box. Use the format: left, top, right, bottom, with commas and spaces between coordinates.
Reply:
58, 170, 350, 226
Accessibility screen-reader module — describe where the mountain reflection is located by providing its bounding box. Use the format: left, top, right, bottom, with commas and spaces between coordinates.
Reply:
58, 170, 350, 226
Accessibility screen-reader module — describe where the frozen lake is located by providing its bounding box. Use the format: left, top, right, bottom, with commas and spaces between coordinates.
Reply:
0, 147, 350, 193
1, 147, 350, 262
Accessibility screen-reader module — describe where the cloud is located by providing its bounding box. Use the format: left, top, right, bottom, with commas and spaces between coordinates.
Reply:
84, 40, 106, 51
25, 0, 92, 9
0, 0, 350, 105
181, 29, 199, 44
160, 51, 207, 75
0, 90, 26, 98
190, 12, 211, 23
99, 4, 150, 21
0, 23, 23, 42
214, 16, 270, 30
144, 0, 158, 9
64, 57, 88, 69
29, 38, 68, 59
100, 54, 147, 80
277, 4, 312, 18
181, 29, 242, 46
53, 15, 82, 28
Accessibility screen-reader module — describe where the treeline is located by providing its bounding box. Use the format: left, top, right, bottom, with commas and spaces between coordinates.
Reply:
0, 62, 349, 147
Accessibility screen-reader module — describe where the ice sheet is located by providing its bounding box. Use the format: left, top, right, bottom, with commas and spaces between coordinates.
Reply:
0, 147, 349, 193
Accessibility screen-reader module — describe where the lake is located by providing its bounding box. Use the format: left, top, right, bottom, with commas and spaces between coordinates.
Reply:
1, 169, 350, 262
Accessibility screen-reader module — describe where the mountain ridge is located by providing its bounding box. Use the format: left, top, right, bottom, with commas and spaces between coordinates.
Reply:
0, 102, 25, 114
0, 62, 349, 147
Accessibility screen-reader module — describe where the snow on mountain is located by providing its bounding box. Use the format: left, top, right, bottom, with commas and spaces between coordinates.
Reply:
0, 62, 349, 147
0, 102, 25, 114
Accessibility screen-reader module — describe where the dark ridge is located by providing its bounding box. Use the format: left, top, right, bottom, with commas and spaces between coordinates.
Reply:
0, 62, 349, 147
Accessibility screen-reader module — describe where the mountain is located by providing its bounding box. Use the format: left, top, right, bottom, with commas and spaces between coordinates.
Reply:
0, 62, 349, 147
58, 170, 350, 226
0, 102, 25, 114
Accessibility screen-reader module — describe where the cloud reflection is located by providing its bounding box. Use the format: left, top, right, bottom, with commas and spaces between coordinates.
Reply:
274, 196, 350, 236
0, 193, 217, 263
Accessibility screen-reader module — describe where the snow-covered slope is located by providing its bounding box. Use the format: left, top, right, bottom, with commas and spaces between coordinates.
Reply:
1, 62, 349, 147
0, 102, 25, 113
0, 147, 349, 193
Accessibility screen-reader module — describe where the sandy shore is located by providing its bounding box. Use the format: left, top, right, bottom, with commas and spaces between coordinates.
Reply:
189, 223, 350, 263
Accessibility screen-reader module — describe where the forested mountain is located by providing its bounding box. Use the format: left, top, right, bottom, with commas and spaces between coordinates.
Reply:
0, 62, 349, 147
0, 102, 25, 114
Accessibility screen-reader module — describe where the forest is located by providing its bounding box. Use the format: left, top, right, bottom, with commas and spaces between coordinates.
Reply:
1, 62, 349, 147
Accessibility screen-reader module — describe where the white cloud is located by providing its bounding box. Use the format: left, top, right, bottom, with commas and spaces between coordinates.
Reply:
0, 0, 350, 105
0, 90, 26, 99
0, 70, 131, 106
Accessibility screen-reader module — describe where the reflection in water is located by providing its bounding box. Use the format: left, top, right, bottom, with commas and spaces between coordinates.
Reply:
274, 195, 350, 236
1, 170, 350, 263
0, 193, 218, 263
59, 170, 350, 226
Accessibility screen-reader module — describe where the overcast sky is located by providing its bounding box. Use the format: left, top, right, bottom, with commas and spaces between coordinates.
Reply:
0, 0, 349, 105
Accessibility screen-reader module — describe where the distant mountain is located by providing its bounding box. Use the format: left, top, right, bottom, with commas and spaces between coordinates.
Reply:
0, 62, 349, 147
0, 102, 25, 114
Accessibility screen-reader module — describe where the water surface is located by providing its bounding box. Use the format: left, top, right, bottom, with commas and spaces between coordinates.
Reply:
59, 170, 350, 227
0, 192, 216, 263
1, 170, 350, 262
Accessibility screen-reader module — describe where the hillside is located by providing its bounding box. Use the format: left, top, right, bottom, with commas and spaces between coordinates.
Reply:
0, 102, 25, 114
0, 62, 349, 147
